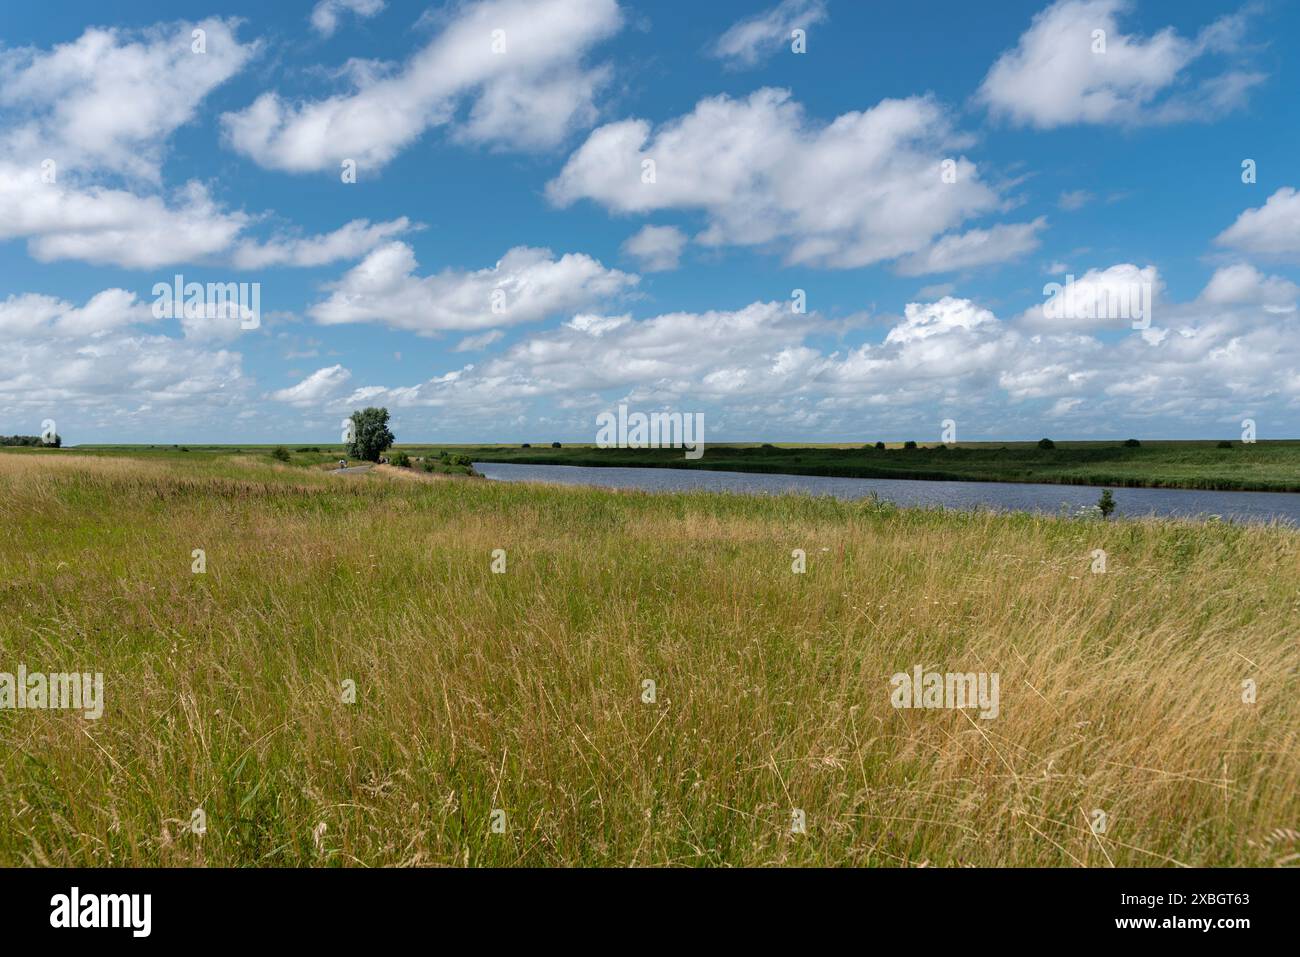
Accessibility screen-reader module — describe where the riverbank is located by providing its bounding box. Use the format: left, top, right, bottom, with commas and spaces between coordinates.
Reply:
457, 440, 1300, 492
1, 451, 1295, 866
58, 440, 1300, 492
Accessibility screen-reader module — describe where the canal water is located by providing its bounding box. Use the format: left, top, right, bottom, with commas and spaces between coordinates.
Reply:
475, 462, 1300, 524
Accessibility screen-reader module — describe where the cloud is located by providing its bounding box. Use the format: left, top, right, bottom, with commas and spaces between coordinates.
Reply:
310, 0, 385, 38
222, 0, 624, 173
621, 225, 687, 272
1200, 263, 1298, 312
310, 242, 639, 333
0, 288, 156, 338
978, 0, 1262, 128
0, 22, 404, 272
1058, 189, 1092, 211
232, 217, 415, 269
144, 263, 1300, 440
0, 18, 258, 182
0, 288, 251, 434
884, 297, 998, 345
1214, 187, 1300, 259
0, 161, 412, 271
549, 88, 1028, 270
1019, 262, 1161, 331
0, 167, 251, 269
895, 218, 1046, 276
270, 365, 353, 406
456, 330, 505, 352
712, 0, 828, 69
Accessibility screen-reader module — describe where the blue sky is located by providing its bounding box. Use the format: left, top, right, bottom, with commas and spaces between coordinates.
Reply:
1, 0, 1298, 444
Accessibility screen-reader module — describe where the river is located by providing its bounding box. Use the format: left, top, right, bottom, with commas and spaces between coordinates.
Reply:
474, 462, 1300, 524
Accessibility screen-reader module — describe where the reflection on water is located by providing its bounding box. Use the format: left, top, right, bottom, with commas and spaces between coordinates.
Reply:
474, 462, 1300, 525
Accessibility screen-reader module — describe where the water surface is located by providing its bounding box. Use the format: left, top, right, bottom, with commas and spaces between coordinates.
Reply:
475, 462, 1300, 524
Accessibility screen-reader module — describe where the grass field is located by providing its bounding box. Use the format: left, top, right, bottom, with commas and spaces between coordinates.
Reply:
64, 439, 1300, 492
1, 448, 1297, 866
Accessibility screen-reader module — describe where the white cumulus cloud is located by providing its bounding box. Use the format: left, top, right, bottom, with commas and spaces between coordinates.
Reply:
0, 18, 258, 182
1214, 187, 1300, 260
310, 242, 638, 333
548, 88, 1032, 271
978, 0, 1262, 128
222, 0, 624, 173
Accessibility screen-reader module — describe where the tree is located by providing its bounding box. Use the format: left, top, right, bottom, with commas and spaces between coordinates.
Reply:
1122, 438, 1141, 447
1038, 438, 1055, 449
903, 440, 917, 449
1098, 489, 1116, 519
347, 407, 395, 462
874, 441, 885, 450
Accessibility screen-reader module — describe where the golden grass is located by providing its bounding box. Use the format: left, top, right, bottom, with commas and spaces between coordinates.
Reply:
370, 463, 477, 484
0, 450, 1296, 866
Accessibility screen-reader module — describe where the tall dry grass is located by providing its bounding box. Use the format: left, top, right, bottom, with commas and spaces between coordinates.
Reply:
0, 451, 1296, 866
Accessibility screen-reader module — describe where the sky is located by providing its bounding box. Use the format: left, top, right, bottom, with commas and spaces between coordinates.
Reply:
1, 0, 1298, 445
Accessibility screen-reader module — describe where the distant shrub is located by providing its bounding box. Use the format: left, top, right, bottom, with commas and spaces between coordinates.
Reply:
0, 434, 62, 447
180, 447, 190, 452
1122, 438, 1141, 447
422, 454, 473, 474
903, 440, 918, 449
271, 446, 290, 462
551, 442, 562, 448
1037, 438, 1056, 450
1098, 489, 1116, 518
874, 441, 885, 450
522, 443, 531, 448
1217, 440, 1233, 449
859, 492, 898, 516
761, 443, 776, 449
295, 446, 320, 452
389, 450, 411, 468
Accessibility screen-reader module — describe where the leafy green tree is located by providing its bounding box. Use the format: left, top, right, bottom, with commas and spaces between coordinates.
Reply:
271, 446, 290, 462
1038, 438, 1056, 449
1098, 489, 1116, 518
347, 407, 395, 462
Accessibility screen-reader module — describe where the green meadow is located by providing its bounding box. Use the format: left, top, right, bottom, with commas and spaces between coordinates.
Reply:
64, 439, 1300, 491
0, 448, 1296, 866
